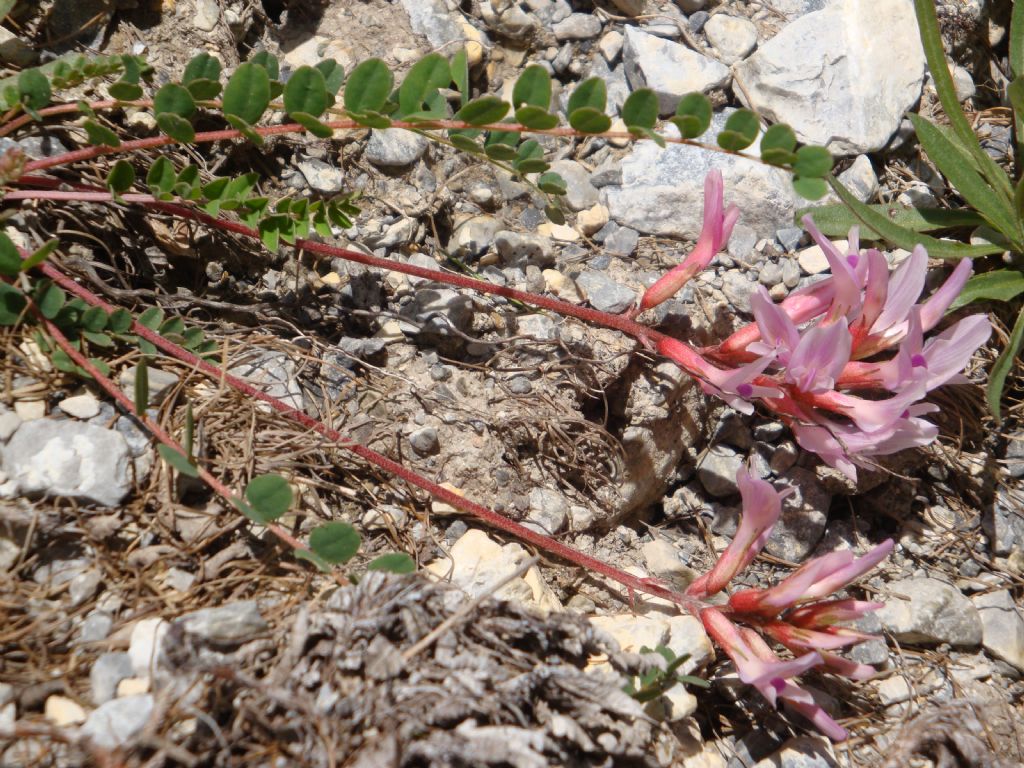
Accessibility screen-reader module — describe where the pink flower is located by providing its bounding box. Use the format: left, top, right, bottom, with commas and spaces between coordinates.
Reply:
638, 170, 739, 312
686, 466, 786, 599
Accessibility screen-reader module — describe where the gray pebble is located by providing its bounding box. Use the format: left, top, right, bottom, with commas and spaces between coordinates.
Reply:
90, 652, 133, 705
697, 445, 743, 498
776, 227, 804, 252
509, 376, 533, 394
575, 270, 636, 313
604, 226, 639, 256
409, 427, 440, 456
365, 128, 428, 167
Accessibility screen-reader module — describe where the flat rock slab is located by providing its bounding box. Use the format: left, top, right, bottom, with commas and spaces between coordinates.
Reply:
733, 0, 924, 154
1, 419, 130, 506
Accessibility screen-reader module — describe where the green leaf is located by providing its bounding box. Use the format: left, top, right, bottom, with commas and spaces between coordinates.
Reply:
146, 156, 176, 196
225, 114, 264, 146
0, 1, 15, 21
244, 473, 293, 523
83, 119, 121, 148
308, 521, 361, 564
109, 308, 133, 333
344, 58, 393, 115
673, 92, 712, 138
0, 282, 26, 325
989, 304, 1024, 421
398, 53, 450, 117
795, 203, 986, 236
291, 112, 334, 138
294, 548, 332, 573
18, 68, 51, 111
567, 77, 606, 114
544, 204, 565, 225
717, 109, 759, 151
367, 553, 416, 574
514, 105, 559, 130
910, 114, 1021, 245
156, 112, 196, 143
154, 83, 195, 118
20, 239, 59, 271
449, 133, 483, 154
315, 59, 345, 95
450, 48, 469, 105
513, 65, 551, 109
248, 51, 280, 81
37, 282, 65, 319
81, 306, 109, 332
792, 145, 832, 178
0, 231, 20, 276
621, 88, 658, 129
106, 160, 135, 194
158, 444, 199, 477
223, 62, 271, 126
108, 81, 143, 101
537, 171, 566, 195
949, 270, 1024, 310
186, 78, 221, 101
138, 306, 165, 330
568, 107, 611, 134
1012, 0, 1024, 78
82, 330, 114, 347
760, 123, 797, 154
183, 52, 222, 85
285, 65, 329, 119
913, 0, 1014, 202
454, 96, 509, 126
792, 176, 828, 200
827, 175, 1004, 259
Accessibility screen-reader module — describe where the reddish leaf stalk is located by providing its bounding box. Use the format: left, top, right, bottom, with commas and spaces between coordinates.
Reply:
34, 259, 705, 615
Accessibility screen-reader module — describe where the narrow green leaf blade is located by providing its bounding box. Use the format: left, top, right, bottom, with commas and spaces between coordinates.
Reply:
827, 175, 1004, 259
988, 305, 1024, 421
796, 203, 986, 236
910, 114, 1021, 245
158, 444, 199, 477
21, 239, 59, 271
949, 270, 1024, 310
0, 231, 21, 276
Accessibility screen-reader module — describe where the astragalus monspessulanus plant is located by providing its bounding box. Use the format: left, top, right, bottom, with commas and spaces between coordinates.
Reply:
0, 45, 994, 746
649, 172, 992, 481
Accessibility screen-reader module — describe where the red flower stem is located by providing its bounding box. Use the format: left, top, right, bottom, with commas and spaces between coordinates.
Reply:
28, 295, 311, 559
34, 258, 705, 614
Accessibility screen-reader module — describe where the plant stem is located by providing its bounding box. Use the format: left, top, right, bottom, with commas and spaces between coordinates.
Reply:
34, 258, 706, 615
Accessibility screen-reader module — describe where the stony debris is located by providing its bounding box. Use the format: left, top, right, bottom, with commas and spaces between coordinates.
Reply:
734, 0, 925, 153
877, 578, 983, 647
1, 419, 131, 506
364, 128, 429, 167
973, 590, 1024, 672
175, 601, 269, 646
765, 467, 830, 562
622, 26, 730, 115
81, 694, 154, 750
704, 14, 758, 65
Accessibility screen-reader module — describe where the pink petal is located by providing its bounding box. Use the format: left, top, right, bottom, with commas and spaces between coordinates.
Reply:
917, 314, 991, 390
786, 599, 887, 627
918, 258, 973, 332
786, 321, 852, 393
873, 245, 927, 334
801, 539, 895, 601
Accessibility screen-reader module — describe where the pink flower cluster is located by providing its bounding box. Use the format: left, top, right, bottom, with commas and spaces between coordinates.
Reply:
686, 467, 893, 741
646, 171, 991, 479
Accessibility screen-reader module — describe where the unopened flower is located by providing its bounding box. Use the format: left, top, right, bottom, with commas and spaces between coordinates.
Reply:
638, 169, 739, 312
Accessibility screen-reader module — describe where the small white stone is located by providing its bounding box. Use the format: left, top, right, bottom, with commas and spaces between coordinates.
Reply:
0, 407, 22, 440
542, 269, 582, 302
598, 30, 624, 63
59, 393, 101, 420
45, 695, 87, 726
14, 400, 46, 421
116, 677, 151, 697
577, 204, 610, 236
797, 240, 847, 274
128, 618, 169, 677
704, 15, 758, 65
590, 614, 668, 653
537, 222, 580, 242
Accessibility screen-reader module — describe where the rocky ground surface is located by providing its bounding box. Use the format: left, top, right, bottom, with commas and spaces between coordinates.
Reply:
2, 0, 1024, 766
